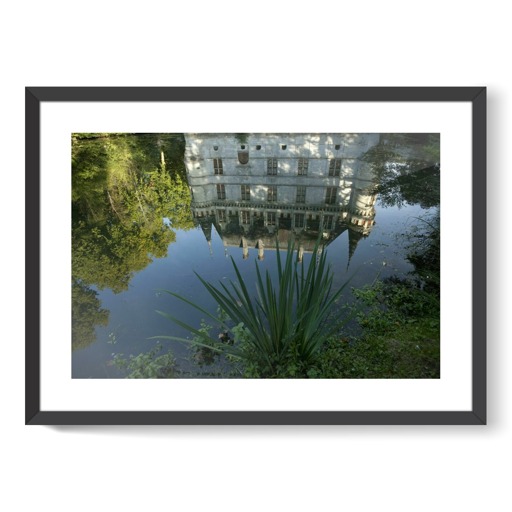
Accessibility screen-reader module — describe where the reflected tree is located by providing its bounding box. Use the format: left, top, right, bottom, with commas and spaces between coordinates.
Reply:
362, 133, 440, 209
72, 280, 109, 350
406, 211, 440, 294
72, 133, 193, 293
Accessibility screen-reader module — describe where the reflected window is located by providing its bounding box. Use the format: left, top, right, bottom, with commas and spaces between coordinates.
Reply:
216, 184, 226, 200
241, 184, 251, 201
241, 210, 250, 224
267, 186, 277, 202
325, 187, 337, 204
218, 209, 226, 222
295, 213, 305, 228
267, 158, 278, 175
296, 185, 306, 203
329, 158, 341, 177
214, 158, 223, 175
298, 158, 308, 176
323, 214, 334, 230
267, 212, 276, 226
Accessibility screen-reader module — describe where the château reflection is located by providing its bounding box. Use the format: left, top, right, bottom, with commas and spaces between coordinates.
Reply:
185, 133, 380, 265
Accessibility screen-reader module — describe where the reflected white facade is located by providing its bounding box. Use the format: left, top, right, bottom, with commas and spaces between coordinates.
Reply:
184, 133, 379, 261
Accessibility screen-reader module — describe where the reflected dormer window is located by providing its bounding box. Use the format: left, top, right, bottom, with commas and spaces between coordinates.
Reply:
238, 151, 249, 164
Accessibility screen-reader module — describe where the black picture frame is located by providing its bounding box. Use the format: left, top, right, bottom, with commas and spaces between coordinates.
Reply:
26, 87, 486, 425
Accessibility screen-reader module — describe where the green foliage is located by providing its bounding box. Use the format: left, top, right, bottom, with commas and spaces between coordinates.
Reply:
308, 210, 440, 379
112, 344, 176, 378
156, 239, 351, 377
353, 279, 439, 333
190, 320, 219, 367
312, 332, 440, 379
72, 280, 109, 350
234, 133, 248, 144
361, 134, 440, 209
406, 213, 440, 295
73, 219, 176, 293
72, 134, 193, 293
311, 210, 440, 379
71, 138, 110, 222
309, 277, 440, 378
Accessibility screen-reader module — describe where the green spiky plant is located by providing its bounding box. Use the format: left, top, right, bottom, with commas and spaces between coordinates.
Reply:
155, 238, 350, 377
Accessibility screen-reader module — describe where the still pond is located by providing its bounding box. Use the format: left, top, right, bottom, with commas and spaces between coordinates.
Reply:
72, 133, 440, 378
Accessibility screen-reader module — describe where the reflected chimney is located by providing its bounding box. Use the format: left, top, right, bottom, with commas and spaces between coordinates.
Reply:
240, 237, 249, 260
257, 239, 265, 260
298, 244, 304, 263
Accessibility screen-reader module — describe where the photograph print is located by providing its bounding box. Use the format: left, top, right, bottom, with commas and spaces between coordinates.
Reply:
72, 132, 440, 380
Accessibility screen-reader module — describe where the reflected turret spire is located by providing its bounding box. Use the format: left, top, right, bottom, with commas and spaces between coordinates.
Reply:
347, 229, 364, 270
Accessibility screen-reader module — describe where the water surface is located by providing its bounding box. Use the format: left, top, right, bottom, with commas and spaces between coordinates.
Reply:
71, 133, 440, 378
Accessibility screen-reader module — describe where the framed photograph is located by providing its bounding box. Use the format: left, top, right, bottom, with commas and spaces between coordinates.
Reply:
26, 87, 486, 425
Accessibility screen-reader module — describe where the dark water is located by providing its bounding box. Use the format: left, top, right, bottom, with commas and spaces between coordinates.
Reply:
71, 133, 440, 378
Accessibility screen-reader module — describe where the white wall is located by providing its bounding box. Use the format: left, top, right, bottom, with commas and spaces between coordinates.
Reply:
1, 2, 509, 512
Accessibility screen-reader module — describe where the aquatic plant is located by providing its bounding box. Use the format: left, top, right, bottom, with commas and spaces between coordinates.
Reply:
155, 239, 350, 377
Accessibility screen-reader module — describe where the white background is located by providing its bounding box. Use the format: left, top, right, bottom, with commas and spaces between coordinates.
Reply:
40, 101, 472, 413
1, 2, 508, 511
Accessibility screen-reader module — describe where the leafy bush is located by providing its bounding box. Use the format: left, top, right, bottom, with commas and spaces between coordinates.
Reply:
113, 344, 176, 378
